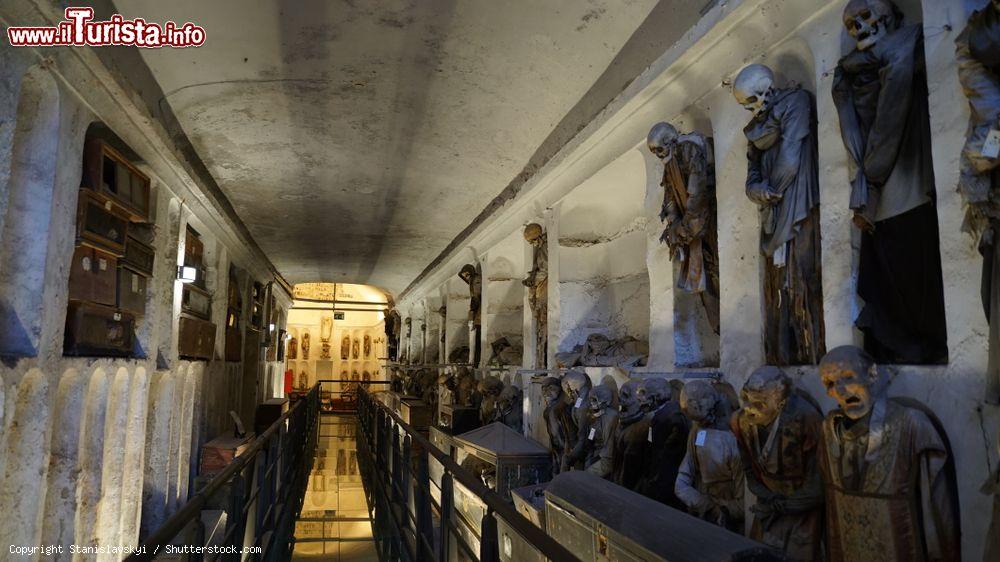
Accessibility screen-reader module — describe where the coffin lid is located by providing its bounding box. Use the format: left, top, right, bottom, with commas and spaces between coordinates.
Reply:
455, 422, 548, 461
545, 471, 777, 561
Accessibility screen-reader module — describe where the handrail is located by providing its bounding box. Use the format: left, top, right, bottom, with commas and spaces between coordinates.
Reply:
125, 385, 320, 561
357, 387, 581, 562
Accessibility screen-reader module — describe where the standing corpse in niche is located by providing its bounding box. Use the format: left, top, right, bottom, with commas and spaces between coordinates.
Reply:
734, 63, 825, 366
646, 122, 721, 335
956, 0, 1000, 402
833, 0, 948, 365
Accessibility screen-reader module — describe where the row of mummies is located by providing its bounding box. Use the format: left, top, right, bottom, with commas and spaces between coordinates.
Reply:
521, 2, 1000, 561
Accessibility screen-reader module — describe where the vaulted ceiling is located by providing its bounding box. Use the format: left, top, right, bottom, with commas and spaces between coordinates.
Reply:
116, 0, 703, 297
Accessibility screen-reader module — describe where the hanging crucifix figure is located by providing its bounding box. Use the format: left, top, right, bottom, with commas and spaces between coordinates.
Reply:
734, 64, 826, 366
523, 223, 548, 368
833, 0, 947, 364
647, 122, 721, 336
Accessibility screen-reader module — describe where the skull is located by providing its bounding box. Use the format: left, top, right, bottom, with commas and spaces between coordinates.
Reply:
523, 223, 544, 246
540, 376, 563, 407
561, 370, 592, 401
819, 345, 881, 421
646, 122, 680, 160
497, 385, 522, 414
619, 380, 643, 417
843, 0, 899, 52
478, 376, 505, 398
680, 380, 720, 425
740, 366, 791, 427
589, 385, 614, 414
733, 64, 775, 118
459, 263, 477, 284
637, 377, 671, 411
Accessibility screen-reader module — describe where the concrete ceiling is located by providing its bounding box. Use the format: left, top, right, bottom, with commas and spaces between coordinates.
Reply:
116, 0, 664, 296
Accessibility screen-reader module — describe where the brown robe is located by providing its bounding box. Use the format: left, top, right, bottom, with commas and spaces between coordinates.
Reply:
584, 408, 619, 478
732, 392, 824, 561
675, 422, 745, 533
525, 236, 549, 368
819, 397, 961, 562
610, 410, 651, 490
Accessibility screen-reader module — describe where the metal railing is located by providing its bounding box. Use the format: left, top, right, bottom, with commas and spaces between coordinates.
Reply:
355, 387, 580, 562
312, 378, 393, 413
125, 386, 321, 561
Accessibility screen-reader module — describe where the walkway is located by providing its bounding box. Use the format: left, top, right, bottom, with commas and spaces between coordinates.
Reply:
292, 414, 378, 561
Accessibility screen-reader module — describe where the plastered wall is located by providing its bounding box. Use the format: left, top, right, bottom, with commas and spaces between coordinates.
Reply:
0, 34, 288, 559
396, 1, 1000, 558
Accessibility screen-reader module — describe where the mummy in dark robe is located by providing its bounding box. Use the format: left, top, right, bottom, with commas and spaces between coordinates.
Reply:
583, 385, 619, 478
647, 122, 721, 335
364, 334, 372, 359
492, 384, 524, 433
634, 377, 690, 509
675, 379, 744, 532
732, 366, 823, 561
523, 223, 549, 368
561, 369, 593, 471
957, 0, 1000, 403
833, 0, 947, 364
734, 64, 825, 366
818, 346, 961, 562
610, 379, 651, 490
477, 376, 505, 425
541, 376, 575, 474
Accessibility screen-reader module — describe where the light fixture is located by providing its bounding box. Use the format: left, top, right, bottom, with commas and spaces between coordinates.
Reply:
177, 265, 198, 283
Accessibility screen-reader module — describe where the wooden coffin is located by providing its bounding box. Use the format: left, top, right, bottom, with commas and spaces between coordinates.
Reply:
178, 315, 216, 360
199, 434, 254, 476
82, 137, 151, 221
64, 300, 135, 357
116, 266, 148, 316
253, 398, 289, 435
438, 403, 481, 435
399, 397, 433, 431
68, 245, 118, 306
122, 235, 155, 277
545, 471, 777, 562
181, 283, 212, 320
76, 189, 129, 255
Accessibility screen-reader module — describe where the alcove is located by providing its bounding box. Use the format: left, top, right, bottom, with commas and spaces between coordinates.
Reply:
0, 370, 50, 549
0, 66, 60, 358
40, 369, 86, 550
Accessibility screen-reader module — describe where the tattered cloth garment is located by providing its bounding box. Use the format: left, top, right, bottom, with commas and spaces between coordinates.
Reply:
584, 408, 619, 478
833, 24, 947, 364
610, 409, 651, 491
957, 6, 1000, 402
660, 134, 721, 334
635, 400, 689, 509
745, 88, 825, 366
732, 392, 824, 562
544, 398, 576, 474
819, 397, 961, 562
675, 423, 745, 533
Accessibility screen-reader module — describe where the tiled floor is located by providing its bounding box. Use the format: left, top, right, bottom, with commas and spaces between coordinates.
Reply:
292, 415, 378, 561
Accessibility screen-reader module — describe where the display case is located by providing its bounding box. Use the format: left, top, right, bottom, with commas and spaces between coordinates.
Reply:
64, 300, 135, 357
398, 397, 433, 431
122, 235, 154, 276
182, 284, 212, 320
544, 471, 774, 562
116, 265, 148, 316
511, 483, 547, 528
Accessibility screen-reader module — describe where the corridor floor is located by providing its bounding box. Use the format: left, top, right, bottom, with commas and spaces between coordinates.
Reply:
292, 415, 377, 561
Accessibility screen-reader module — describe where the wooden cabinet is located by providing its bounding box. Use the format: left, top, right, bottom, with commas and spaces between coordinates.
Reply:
64, 300, 135, 357
117, 266, 148, 316
122, 235, 154, 277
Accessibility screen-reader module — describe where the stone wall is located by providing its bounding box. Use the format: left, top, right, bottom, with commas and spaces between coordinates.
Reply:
397, 0, 1000, 558
0, 11, 289, 558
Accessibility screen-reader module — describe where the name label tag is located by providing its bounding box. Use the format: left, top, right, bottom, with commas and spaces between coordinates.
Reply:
574, 398, 583, 409
588, 427, 596, 440
648, 427, 653, 443
695, 429, 707, 447
984, 129, 1000, 159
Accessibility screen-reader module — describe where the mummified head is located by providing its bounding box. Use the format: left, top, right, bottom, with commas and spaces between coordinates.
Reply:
646, 122, 680, 160
523, 223, 544, 246
637, 377, 671, 411
680, 380, 720, 425
843, 0, 901, 51
819, 345, 881, 421
733, 64, 775, 118
561, 369, 592, 401
540, 377, 563, 407
741, 366, 791, 427
619, 379, 643, 417
589, 384, 614, 415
